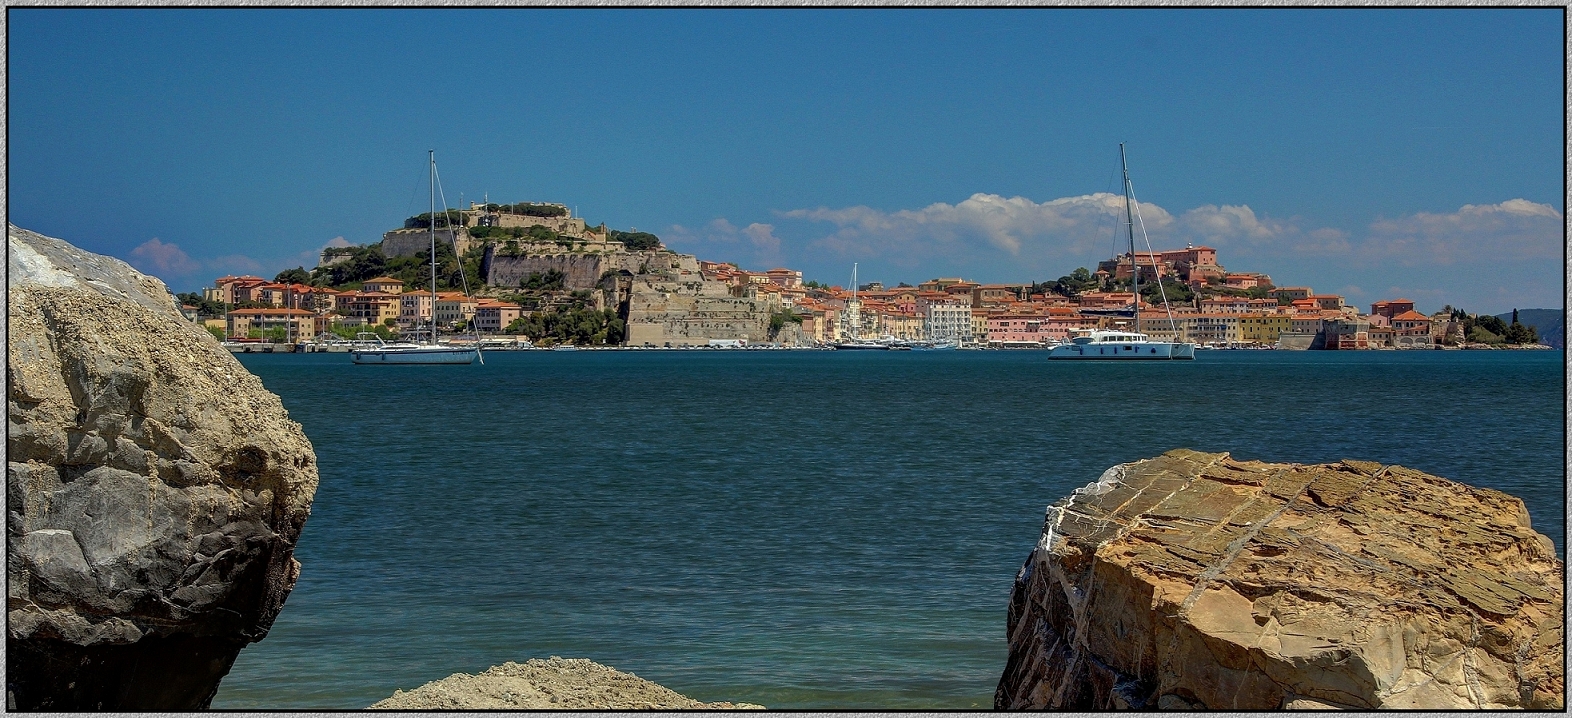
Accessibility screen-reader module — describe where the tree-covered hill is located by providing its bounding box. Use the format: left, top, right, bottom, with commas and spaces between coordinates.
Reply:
1494, 309, 1563, 348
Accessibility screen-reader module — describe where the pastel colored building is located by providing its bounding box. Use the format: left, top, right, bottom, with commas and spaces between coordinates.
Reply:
400, 291, 434, 327
363, 276, 406, 295
226, 308, 317, 342
339, 291, 402, 326
1238, 313, 1293, 344
473, 300, 523, 333
435, 292, 478, 326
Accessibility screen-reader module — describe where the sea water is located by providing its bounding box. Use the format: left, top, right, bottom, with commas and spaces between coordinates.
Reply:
212, 349, 1564, 709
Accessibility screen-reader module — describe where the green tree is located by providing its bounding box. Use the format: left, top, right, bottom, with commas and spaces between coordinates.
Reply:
1467, 325, 1503, 344
176, 292, 227, 317
405, 209, 467, 228
1139, 279, 1194, 305
1504, 309, 1539, 344
1049, 267, 1099, 297
609, 230, 662, 251
274, 267, 311, 285
768, 308, 804, 338
520, 270, 566, 291
205, 325, 227, 342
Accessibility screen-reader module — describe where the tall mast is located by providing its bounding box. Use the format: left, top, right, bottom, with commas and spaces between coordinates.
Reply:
430, 150, 438, 346
851, 263, 859, 339
1120, 143, 1138, 335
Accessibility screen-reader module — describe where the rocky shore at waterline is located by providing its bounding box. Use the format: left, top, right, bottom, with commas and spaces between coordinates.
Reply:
7, 225, 318, 710
996, 449, 1563, 710
369, 657, 764, 709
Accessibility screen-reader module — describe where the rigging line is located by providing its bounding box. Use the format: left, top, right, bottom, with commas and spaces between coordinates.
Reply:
1127, 181, 1177, 329
405, 162, 427, 222
431, 162, 472, 299
432, 161, 482, 361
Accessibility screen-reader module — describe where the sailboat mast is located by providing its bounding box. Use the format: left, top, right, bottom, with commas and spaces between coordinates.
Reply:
1120, 143, 1138, 335
852, 262, 859, 339
430, 150, 438, 346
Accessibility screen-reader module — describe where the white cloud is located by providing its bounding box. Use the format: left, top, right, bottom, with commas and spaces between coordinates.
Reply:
128, 238, 200, 276
1177, 204, 1295, 246
782, 192, 1175, 261
1363, 199, 1562, 265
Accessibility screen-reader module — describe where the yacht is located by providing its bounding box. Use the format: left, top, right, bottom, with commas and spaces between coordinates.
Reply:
1049, 329, 1197, 359
352, 151, 481, 366
1049, 144, 1195, 361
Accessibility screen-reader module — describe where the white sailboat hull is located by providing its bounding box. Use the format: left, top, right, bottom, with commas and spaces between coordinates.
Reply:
351, 346, 479, 364
1048, 341, 1195, 360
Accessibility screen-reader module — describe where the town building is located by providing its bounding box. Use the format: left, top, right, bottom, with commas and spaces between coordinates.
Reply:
918, 295, 973, 343
1183, 314, 1242, 346
1324, 318, 1371, 350
226, 308, 317, 342
363, 277, 405, 295
400, 291, 434, 327
435, 292, 478, 326
1238, 313, 1293, 344
338, 291, 402, 326
473, 300, 523, 333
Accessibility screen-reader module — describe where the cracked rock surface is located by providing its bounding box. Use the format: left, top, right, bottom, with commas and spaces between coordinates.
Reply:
995, 449, 1563, 710
7, 225, 318, 710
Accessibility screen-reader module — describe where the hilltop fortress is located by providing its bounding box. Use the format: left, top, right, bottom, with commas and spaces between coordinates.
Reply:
327, 200, 793, 346
379, 202, 615, 259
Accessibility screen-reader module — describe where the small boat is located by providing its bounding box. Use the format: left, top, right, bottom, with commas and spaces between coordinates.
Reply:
910, 341, 957, 351
551, 345, 579, 352
353, 150, 480, 366
1048, 144, 1194, 362
833, 340, 888, 350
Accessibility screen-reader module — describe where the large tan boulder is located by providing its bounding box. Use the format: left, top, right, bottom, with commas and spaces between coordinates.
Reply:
369, 657, 764, 709
7, 225, 318, 709
995, 449, 1562, 710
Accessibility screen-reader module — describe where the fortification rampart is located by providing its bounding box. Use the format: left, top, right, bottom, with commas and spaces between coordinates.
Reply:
483, 247, 699, 290
382, 228, 477, 258
624, 277, 774, 346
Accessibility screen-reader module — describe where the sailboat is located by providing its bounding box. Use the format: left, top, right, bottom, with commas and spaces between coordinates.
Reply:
1048, 145, 1195, 361
833, 262, 888, 350
352, 151, 483, 365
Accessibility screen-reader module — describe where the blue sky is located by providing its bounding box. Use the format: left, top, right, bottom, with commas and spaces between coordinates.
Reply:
9, 8, 1564, 313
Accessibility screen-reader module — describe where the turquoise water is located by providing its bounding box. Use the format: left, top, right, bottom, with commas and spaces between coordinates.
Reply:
212, 349, 1565, 709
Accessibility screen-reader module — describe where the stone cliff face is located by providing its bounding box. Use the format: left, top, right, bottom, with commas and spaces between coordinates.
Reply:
996, 449, 1563, 710
7, 225, 319, 709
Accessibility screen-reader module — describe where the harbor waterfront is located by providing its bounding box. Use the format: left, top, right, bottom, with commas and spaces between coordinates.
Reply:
212, 349, 1564, 709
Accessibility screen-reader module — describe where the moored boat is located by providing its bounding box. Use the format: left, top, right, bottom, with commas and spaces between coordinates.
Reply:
1048, 144, 1195, 362
1047, 329, 1196, 359
352, 150, 480, 366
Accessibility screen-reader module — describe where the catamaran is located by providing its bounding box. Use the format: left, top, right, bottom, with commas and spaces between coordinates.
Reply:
1049, 145, 1195, 361
352, 151, 482, 365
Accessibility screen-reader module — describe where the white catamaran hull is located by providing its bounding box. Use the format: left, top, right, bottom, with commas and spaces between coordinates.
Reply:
351, 347, 479, 364
1048, 341, 1195, 360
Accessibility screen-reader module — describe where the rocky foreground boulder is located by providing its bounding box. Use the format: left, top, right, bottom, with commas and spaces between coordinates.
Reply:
369, 657, 764, 709
996, 449, 1563, 710
7, 225, 318, 709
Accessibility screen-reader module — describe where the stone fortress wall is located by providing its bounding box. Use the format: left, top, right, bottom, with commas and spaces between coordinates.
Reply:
482, 248, 697, 290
